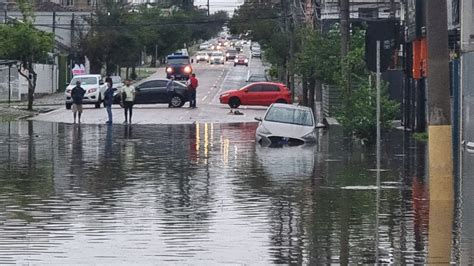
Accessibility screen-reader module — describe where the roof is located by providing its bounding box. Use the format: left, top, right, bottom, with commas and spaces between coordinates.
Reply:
270, 103, 312, 111
0, 60, 17, 66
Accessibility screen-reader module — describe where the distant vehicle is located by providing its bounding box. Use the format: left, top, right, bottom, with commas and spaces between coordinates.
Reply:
166, 53, 192, 80
255, 103, 317, 146
246, 73, 268, 82
219, 82, 292, 108
199, 42, 209, 50
109, 76, 123, 90
65, 74, 107, 109
225, 49, 238, 61
114, 78, 189, 108
234, 54, 249, 67
210, 51, 225, 65
234, 42, 243, 52
251, 48, 262, 58
195, 51, 210, 62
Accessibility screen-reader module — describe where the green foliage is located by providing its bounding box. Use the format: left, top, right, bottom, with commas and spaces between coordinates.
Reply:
335, 76, 400, 141
0, 23, 54, 64
413, 132, 428, 141
81, 2, 227, 74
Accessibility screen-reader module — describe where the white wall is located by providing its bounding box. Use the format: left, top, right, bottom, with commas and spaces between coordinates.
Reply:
19, 64, 59, 95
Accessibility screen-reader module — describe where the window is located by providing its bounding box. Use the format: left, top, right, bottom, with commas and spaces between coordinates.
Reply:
264, 107, 314, 126
71, 77, 97, 85
140, 81, 161, 88
248, 85, 262, 92
261, 85, 280, 92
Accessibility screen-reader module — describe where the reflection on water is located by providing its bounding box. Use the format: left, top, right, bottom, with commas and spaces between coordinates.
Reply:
0, 121, 468, 264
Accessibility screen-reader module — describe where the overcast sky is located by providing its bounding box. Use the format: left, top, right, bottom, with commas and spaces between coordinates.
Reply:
195, 0, 244, 15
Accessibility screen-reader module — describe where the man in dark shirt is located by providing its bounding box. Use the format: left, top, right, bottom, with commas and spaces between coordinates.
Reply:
71, 81, 86, 124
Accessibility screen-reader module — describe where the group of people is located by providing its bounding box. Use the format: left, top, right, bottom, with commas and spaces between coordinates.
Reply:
70, 74, 199, 124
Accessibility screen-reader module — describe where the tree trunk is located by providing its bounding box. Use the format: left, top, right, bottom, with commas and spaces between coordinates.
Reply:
18, 62, 37, 111
302, 75, 309, 106
126, 67, 129, 80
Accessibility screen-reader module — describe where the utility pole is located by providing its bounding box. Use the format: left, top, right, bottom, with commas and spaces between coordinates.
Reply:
207, 0, 210, 16
340, 0, 350, 94
425, 0, 454, 264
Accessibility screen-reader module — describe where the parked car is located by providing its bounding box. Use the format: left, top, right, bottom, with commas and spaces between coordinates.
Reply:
165, 53, 192, 80
195, 51, 210, 62
251, 48, 262, 58
219, 82, 292, 108
225, 49, 238, 61
234, 54, 249, 67
110, 76, 123, 90
65, 74, 107, 109
246, 73, 268, 82
210, 51, 225, 64
114, 78, 189, 108
255, 103, 317, 146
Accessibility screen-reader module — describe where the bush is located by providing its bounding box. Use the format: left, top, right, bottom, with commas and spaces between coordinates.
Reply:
336, 76, 399, 142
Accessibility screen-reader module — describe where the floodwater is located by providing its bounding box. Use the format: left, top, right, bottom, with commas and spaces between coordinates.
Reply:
0, 121, 471, 264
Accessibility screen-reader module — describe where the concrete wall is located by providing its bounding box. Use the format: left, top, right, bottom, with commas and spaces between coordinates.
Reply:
19, 64, 58, 96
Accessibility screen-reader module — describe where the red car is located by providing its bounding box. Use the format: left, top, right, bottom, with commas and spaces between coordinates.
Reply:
234, 54, 249, 67
219, 82, 292, 108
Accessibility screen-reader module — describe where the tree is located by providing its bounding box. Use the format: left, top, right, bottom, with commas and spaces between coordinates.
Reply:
0, 23, 54, 110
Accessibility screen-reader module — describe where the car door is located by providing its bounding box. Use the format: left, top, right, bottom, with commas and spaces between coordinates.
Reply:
241, 84, 262, 105
261, 84, 281, 105
135, 81, 159, 104
152, 80, 169, 103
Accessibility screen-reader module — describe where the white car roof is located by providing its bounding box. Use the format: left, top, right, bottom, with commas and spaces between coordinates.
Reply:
270, 103, 313, 112
73, 74, 101, 78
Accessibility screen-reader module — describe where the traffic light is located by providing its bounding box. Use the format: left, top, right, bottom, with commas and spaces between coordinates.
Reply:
365, 19, 401, 73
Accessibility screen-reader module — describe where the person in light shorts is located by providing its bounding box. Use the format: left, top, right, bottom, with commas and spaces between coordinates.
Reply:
70, 81, 86, 124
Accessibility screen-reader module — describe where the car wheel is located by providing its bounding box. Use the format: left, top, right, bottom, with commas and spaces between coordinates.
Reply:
234, 64, 236, 67
276, 99, 287, 104
170, 95, 184, 108
66, 103, 72, 110
246, 64, 248, 67
229, 97, 241, 108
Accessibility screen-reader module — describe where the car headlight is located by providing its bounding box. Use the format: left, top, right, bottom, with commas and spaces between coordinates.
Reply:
244, 59, 249, 63
257, 124, 271, 135
88, 88, 97, 93
205, 55, 209, 59
184, 66, 192, 73
226, 53, 230, 57
220, 93, 230, 98
234, 59, 238, 63
166, 67, 173, 73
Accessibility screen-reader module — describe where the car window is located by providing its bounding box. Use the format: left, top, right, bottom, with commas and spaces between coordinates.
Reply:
212, 52, 223, 56
111, 77, 122, 83
173, 81, 187, 88
71, 77, 97, 85
248, 85, 262, 92
262, 85, 280, 92
264, 107, 314, 126
140, 81, 162, 88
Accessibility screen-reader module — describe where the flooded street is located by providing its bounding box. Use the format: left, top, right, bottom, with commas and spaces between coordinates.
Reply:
0, 121, 472, 264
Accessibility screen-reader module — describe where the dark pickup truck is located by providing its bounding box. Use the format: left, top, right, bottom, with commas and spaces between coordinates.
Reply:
165, 54, 192, 80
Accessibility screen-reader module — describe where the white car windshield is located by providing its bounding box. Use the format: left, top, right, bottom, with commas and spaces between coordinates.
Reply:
265, 107, 314, 126
71, 77, 97, 85
212, 52, 223, 57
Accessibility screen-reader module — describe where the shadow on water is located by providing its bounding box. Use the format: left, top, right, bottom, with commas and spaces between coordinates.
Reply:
0, 121, 469, 264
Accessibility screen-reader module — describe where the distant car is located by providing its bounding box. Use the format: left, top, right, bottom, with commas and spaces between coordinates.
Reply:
225, 49, 238, 61
195, 51, 210, 62
199, 43, 209, 50
210, 51, 225, 64
255, 103, 317, 146
246, 73, 268, 82
234, 54, 249, 67
166, 53, 192, 80
65, 74, 107, 109
219, 82, 292, 109
110, 76, 123, 90
251, 48, 262, 58
114, 78, 189, 108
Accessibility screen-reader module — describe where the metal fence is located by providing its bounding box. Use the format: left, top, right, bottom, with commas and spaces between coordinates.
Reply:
0, 66, 20, 102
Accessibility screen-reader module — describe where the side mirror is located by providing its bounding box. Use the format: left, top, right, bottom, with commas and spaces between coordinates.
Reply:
254, 117, 262, 122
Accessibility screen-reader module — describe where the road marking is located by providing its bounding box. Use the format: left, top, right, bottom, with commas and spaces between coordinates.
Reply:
202, 96, 208, 101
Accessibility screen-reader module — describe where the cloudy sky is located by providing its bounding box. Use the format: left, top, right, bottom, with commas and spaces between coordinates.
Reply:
194, 0, 244, 15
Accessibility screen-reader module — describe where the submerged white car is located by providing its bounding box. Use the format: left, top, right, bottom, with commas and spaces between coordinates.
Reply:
256, 103, 317, 146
